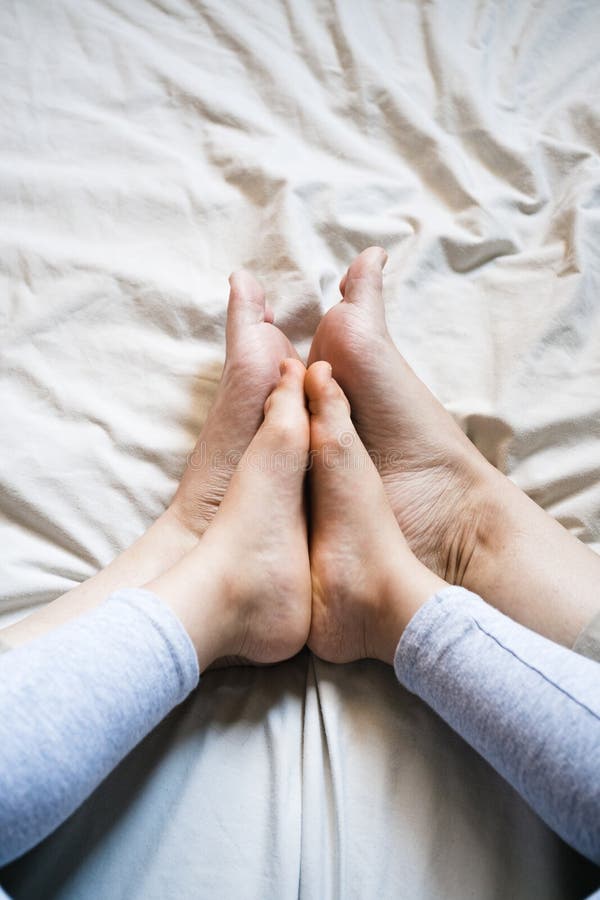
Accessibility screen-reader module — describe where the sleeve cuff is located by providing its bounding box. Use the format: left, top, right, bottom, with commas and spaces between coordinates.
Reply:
393, 585, 484, 691
104, 588, 200, 698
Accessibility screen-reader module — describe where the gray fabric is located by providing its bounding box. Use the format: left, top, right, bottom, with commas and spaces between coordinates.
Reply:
0, 589, 199, 868
1, 586, 599, 900
2, 587, 597, 899
574, 611, 600, 663
395, 586, 600, 864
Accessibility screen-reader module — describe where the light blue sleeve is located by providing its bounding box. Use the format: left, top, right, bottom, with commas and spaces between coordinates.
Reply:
394, 586, 600, 865
0, 589, 199, 868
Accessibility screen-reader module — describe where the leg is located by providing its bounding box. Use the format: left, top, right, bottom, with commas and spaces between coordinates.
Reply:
308, 249, 600, 646
0, 360, 311, 865
305, 361, 600, 865
148, 357, 312, 670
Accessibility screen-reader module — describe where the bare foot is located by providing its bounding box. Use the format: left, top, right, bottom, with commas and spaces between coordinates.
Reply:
170, 271, 301, 538
305, 361, 445, 666
149, 359, 312, 670
307, 248, 498, 588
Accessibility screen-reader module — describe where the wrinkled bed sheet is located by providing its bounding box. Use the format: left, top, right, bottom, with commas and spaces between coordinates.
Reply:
1, 1, 600, 897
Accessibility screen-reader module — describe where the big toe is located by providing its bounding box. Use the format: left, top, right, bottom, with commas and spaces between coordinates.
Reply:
259, 358, 309, 452
226, 270, 268, 339
339, 246, 387, 309
305, 361, 363, 460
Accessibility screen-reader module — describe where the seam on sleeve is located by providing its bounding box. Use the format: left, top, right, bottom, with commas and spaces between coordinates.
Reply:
471, 617, 600, 723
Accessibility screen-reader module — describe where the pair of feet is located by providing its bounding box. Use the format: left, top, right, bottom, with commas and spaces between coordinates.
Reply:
159, 248, 499, 669
152, 357, 444, 670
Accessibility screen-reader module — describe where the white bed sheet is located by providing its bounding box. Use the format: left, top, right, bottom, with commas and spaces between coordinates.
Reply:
1, 0, 599, 897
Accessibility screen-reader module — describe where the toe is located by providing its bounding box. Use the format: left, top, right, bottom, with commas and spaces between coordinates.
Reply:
306, 362, 379, 476
339, 246, 387, 310
266, 358, 306, 411
226, 270, 267, 336
305, 362, 350, 419
261, 358, 309, 448
305, 362, 359, 462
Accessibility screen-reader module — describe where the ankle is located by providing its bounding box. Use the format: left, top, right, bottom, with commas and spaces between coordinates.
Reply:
375, 554, 447, 665
146, 536, 237, 671
159, 505, 201, 554
168, 460, 234, 539
456, 464, 520, 597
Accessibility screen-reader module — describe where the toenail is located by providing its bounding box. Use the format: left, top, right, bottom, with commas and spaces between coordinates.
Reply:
279, 360, 287, 375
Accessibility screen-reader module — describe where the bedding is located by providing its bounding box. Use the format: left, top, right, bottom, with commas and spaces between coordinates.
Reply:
1, 0, 599, 896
